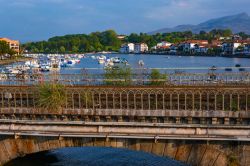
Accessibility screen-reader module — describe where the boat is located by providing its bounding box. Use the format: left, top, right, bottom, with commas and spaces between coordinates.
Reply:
112, 57, 120, 63
239, 68, 245, 72
40, 65, 50, 72
97, 55, 106, 64
235, 64, 241, 68
225, 68, 233, 72
138, 60, 145, 66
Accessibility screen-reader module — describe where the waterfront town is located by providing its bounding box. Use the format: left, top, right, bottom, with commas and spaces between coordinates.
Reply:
1, 0, 250, 164
1, 32, 250, 59
120, 34, 250, 56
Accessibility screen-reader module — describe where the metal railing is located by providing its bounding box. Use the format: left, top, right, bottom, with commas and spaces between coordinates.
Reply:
0, 72, 249, 86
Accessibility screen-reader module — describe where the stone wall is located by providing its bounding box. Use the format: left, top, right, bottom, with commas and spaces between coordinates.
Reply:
0, 136, 249, 166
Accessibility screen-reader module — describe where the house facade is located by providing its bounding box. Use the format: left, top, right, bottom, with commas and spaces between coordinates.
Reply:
0, 38, 20, 54
194, 44, 209, 53
182, 40, 209, 53
120, 43, 135, 53
156, 41, 172, 49
134, 43, 148, 53
221, 41, 242, 55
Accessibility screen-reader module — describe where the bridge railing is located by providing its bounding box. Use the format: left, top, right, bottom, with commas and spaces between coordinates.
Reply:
0, 72, 250, 86
0, 86, 249, 112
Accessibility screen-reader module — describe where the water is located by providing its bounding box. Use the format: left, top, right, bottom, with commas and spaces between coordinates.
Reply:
5, 147, 187, 166
61, 54, 250, 74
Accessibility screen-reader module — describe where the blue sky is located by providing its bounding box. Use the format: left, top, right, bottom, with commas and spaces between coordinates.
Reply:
0, 0, 249, 42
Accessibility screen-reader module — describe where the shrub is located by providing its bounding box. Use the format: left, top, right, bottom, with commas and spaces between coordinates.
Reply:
149, 69, 167, 86
104, 66, 132, 86
37, 83, 66, 112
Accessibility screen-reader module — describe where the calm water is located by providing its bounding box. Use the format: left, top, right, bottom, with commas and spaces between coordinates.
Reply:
6, 147, 187, 166
61, 54, 250, 74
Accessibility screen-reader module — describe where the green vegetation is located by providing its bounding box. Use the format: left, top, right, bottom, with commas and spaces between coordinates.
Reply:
104, 66, 132, 86
80, 91, 93, 108
149, 69, 167, 86
24, 30, 121, 53
37, 83, 67, 112
103, 67, 168, 86
227, 155, 239, 166
22, 29, 250, 54
0, 41, 17, 59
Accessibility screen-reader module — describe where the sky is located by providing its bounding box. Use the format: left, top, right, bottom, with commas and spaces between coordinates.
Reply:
0, 0, 249, 42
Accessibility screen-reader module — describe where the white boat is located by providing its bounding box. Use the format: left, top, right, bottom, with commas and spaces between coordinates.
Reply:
112, 57, 120, 63
40, 65, 50, 72
0, 73, 7, 80
138, 60, 145, 66
97, 55, 106, 64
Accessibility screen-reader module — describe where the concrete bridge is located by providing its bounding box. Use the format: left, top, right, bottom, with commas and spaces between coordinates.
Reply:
0, 85, 250, 165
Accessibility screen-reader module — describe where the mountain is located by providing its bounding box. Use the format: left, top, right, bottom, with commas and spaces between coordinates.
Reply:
149, 13, 250, 34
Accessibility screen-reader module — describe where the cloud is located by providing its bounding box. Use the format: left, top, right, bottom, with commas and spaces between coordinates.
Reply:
145, 0, 250, 26
0, 0, 249, 41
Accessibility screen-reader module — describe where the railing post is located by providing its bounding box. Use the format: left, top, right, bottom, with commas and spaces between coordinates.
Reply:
120, 93, 122, 109
141, 93, 143, 110
134, 94, 136, 110
230, 94, 232, 111
163, 93, 165, 110
155, 94, 158, 110
222, 94, 225, 111
148, 94, 151, 110
199, 93, 202, 111
207, 93, 209, 111
214, 94, 217, 111
170, 93, 172, 110
177, 93, 180, 111
185, 93, 187, 111
246, 94, 248, 112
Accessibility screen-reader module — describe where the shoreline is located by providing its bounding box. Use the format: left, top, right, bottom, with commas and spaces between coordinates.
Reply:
0, 57, 33, 66
115, 52, 250, 58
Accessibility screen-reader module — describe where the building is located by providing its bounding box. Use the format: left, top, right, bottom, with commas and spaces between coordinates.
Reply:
0, 38, 20, 54
156, 41, 172, 49
182, 40, 208, 53
194, 44, 209, 53
221, 41, 242, 55
169, 44, 178, 54
117, 35, 126, 40
134, 43, 148, 53
120, 43, 135, 53
243, 44, 250, 55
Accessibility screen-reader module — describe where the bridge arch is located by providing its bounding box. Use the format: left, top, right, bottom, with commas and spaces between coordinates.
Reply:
0, 136, 238, 166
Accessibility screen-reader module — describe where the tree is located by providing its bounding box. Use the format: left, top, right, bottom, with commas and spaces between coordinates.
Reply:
0, 41, 17, 59
104, 66, 132, 86
149, 69, 167, 86
72, 46, 79, 53
223, 29, 232, 37
59, 46, 66, 53
0, 41, 10, 59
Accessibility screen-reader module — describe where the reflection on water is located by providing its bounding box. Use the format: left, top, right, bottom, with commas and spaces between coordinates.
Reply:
5, 147, 187, 166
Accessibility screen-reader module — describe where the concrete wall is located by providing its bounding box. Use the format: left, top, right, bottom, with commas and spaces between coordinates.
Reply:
0, 136, 249, 166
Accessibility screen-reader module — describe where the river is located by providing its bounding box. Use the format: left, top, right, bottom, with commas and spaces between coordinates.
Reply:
61, 54, 250, 74
5, 147, 187, 166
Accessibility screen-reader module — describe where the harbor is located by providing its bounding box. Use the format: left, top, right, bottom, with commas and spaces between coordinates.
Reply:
0, 54, 249, 86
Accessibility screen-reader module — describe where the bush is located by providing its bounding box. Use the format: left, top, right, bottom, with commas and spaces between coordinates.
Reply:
104, 66, 132, 86
149, 69, 167, 86
37, 83, 66, 112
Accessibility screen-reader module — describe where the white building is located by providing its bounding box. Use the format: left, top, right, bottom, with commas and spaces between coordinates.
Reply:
156, 41, 172, 48
194, 44, 209, 53
244, 44, 250, 54
221, 42, 242, 55
182, 40, 208, 53
120, 43, 135, 53
134, 43, 148, 53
